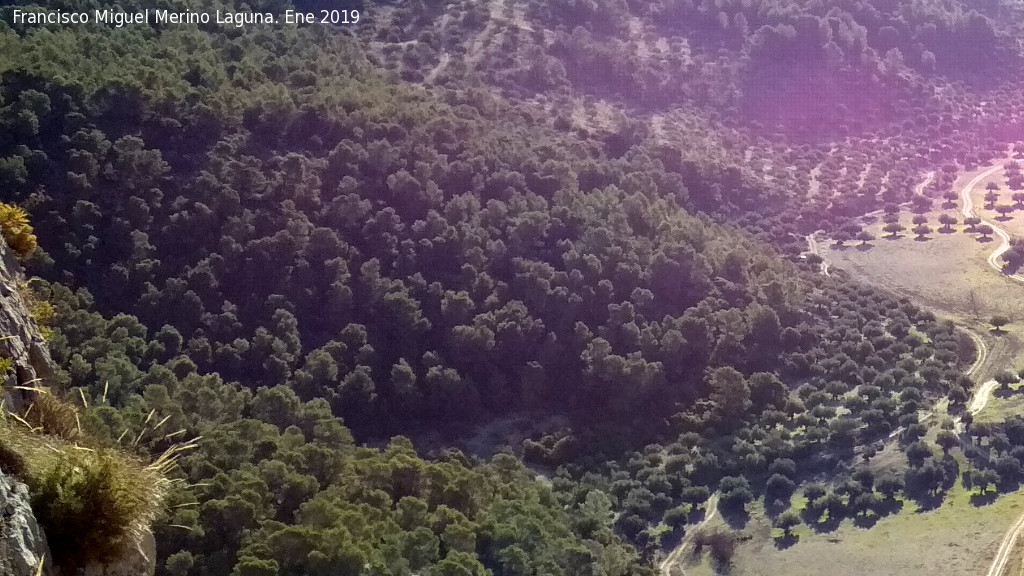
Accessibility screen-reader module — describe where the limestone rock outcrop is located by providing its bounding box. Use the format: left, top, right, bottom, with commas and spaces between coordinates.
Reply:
0, 238, 54, 417
0, 470, 53, 576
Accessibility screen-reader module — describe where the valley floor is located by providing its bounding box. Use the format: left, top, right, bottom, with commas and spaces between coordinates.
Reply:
668, 160, 1024, 576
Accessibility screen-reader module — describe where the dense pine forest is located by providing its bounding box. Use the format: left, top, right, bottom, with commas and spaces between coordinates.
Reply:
5, 0, 1024, 575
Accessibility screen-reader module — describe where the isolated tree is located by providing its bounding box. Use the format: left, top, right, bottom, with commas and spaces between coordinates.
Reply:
937, 214, 957, 232
935, 430, 959, 454
765, 473, 796, 501
718, 475, 753, 512
852, 469, 875, 491
1013, 192, 1024, 208
912, 214, 928, 226
680, 486, 711, 506
883, 222, 905, 238
803, 483, 827, 502
774, 510, 801, 538
972, 469, 994, 494
991, 315, 1010, 332
964, 216, 981, 231
995, 369, 1018, 390
912, 224, 932, 239
856, 230, 875, 246
996, 204, 1015, 219
833, 230, 852, 247
911, 196, 931, 214
851, 492, 878, 517
905, 441, 932, 467
987, 182, 1000, 191
985, 190, 999, 207
978, 224, 994, 240
876, 476, 904, 501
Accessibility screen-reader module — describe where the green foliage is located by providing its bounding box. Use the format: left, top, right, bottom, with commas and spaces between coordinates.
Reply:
0, 202, 36, 259
17, 280, 55, 340
0, 0, 989, 571
0, 423, 170, 573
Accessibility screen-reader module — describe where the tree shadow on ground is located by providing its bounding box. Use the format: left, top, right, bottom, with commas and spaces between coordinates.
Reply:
773, 533, 799, 550
907, 491, 944, 512
856, 243, 873, 251
976, 236, 994, 243
659, 526, 685, 551
885, 234, 902, 240
764, 498, 791, 520
852, 513, 880, 529
993, 387, 1015, 399
998, 479, 1021, 494
798, 508, 841, 534
719, 507, 749, 530
873, 498, 903, 517
687, 505, 710, 525
970, 491, 998, 507
914, 236, 932, 242
938, 227, 955, 234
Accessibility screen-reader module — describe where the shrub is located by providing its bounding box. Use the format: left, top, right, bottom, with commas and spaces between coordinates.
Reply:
0, 202, 36, 259
663, 505, 690, 528
22, 389, 81, 440
17, 280, 55, 340
1, 397, 187, 572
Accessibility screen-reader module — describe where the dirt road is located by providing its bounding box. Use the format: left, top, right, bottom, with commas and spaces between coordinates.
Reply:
986, 511, 1024, 576
960, 164, 1024, 576
659, 493, 719, 576
959, 165, 1024, 282
960, 329, 998, 421
805, 232, 830, 276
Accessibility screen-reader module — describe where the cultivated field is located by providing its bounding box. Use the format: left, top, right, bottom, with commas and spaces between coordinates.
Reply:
694, 163, 1024, 576
828, 165, 1024, 345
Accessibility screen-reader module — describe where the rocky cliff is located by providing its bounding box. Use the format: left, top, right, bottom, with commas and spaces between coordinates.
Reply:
0, 470, 51, 576
0, 239, 54, 576
0, 235, 159, 576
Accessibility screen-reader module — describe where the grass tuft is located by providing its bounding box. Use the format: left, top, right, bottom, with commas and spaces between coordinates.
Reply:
0, 389, 194, 572
22, 391, 81, 440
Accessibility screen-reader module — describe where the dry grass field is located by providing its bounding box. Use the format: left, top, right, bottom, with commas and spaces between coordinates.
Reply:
681, 474, 1024, 576
828, 165, 1024, 346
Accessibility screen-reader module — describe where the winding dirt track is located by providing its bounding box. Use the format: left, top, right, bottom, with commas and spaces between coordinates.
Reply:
962, 328, 995, 418
957, 164, 1024, 576
986, 507, 1024, 576
659, 493, 718, 576
959, 166, 1024, 282
805, 233, 830, 276
969, 380, 999, 417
